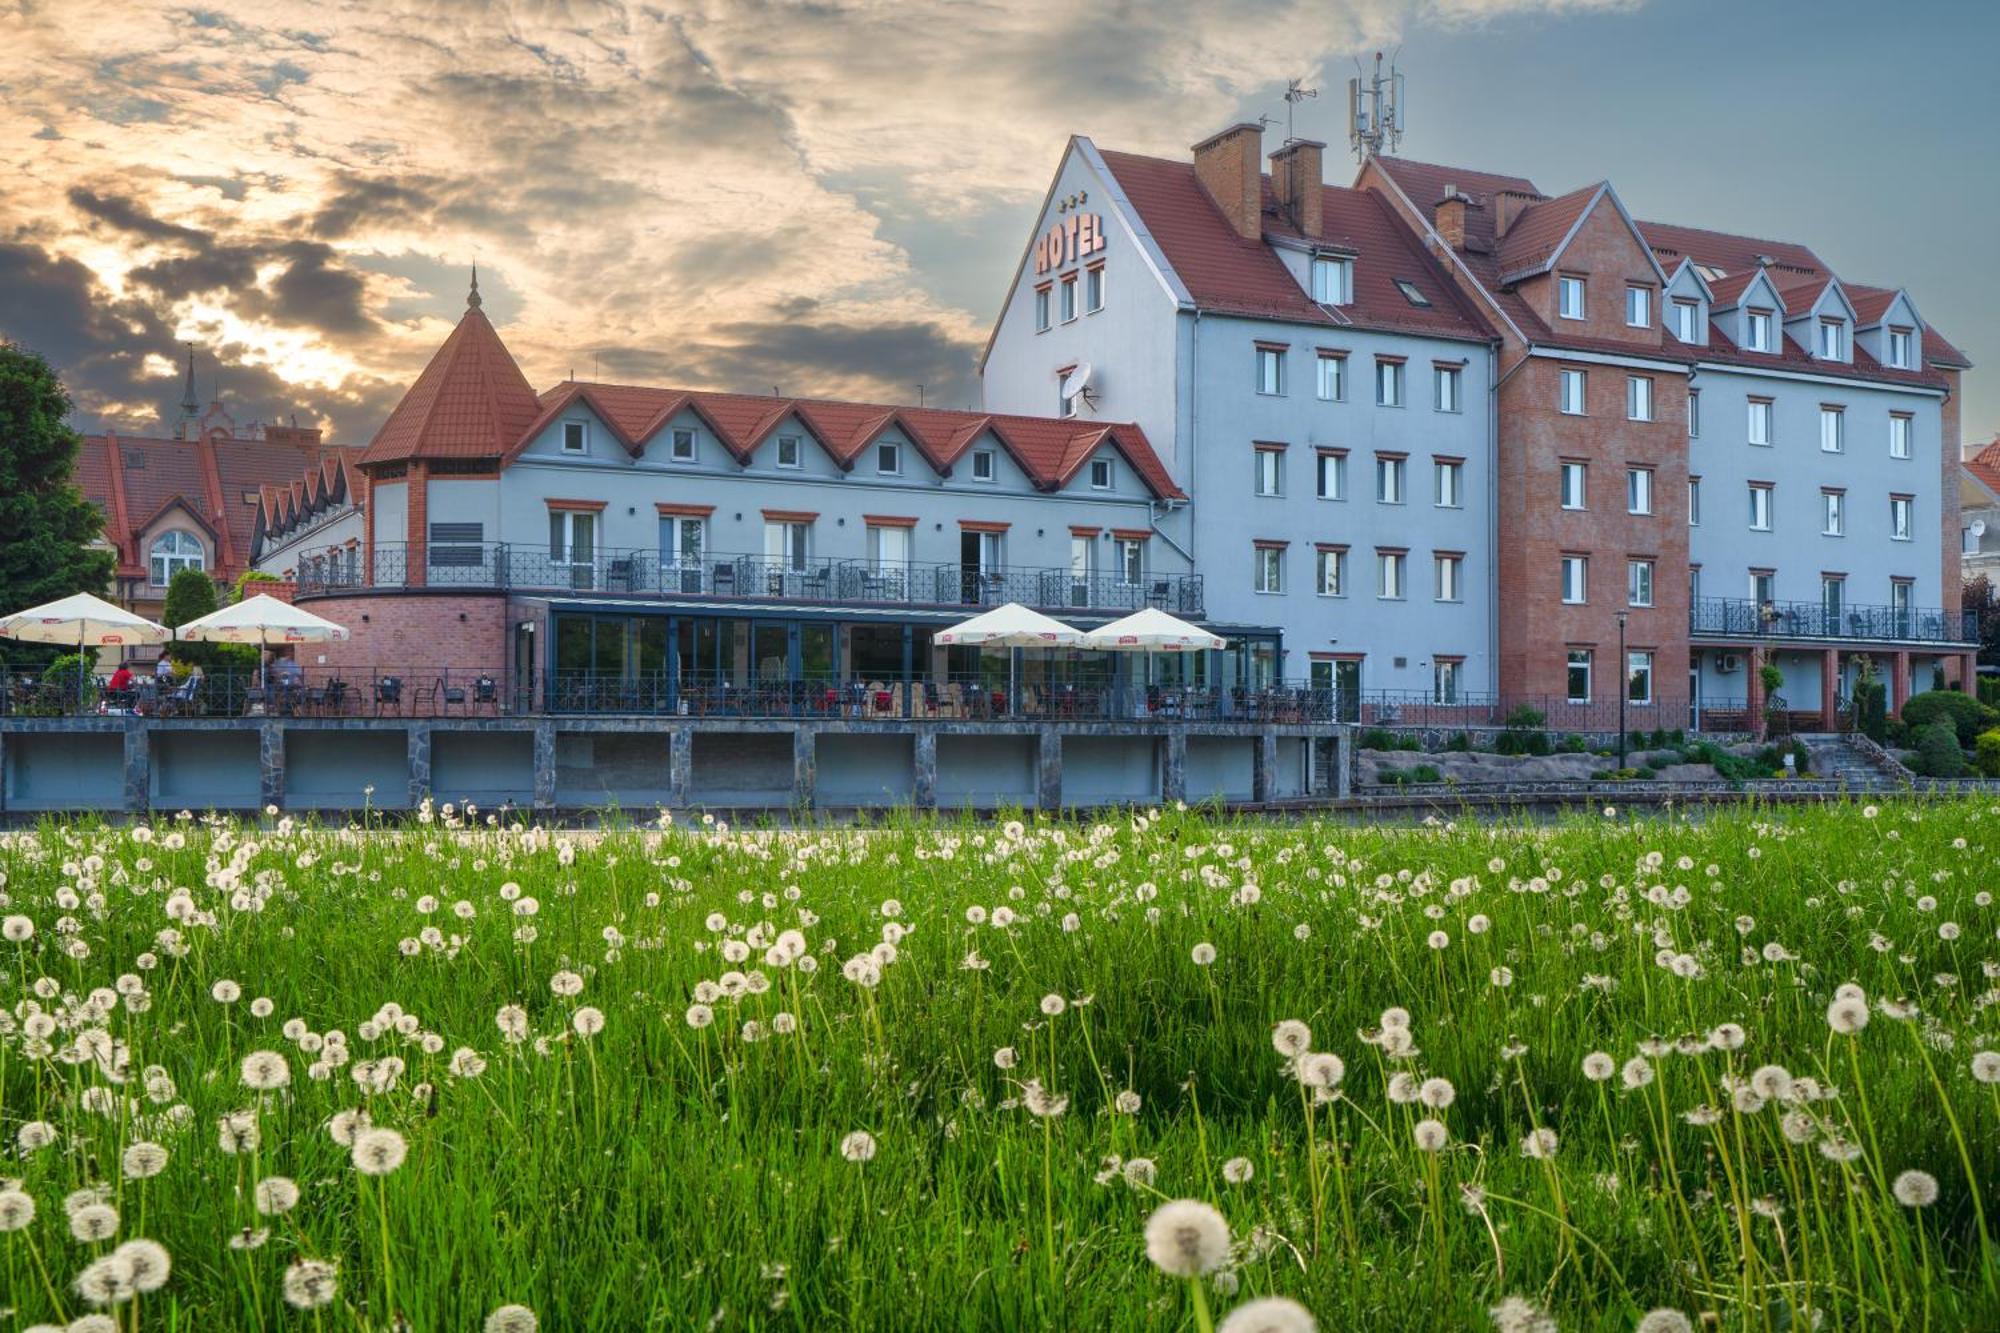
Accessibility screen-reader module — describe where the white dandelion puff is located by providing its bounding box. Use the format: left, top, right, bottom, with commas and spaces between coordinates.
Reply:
1272, 1020, 1312, 1059
253, 1177, 300, 1216
282, 1259, 339, 1309
485, 1304, 540, 1333
1414, 1118, 1449, 1152
1893, 1169, 1939, 1208
839, 1130, 877, 1164
1216, 1296, 1317, 1333
1221, 1157, 1255, 1185
1143, 1199, 1231, 1277
350, 1127, 408, 1176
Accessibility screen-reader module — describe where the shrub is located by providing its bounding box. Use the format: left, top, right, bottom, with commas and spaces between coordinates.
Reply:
1359, 728, 1396, 752
1975, 728, 2000, 779
40, 652, 98, 707
1853, 677, 1888, 743
1503, 704, 1546, 730
1411, 764, 1442, 784
1907, 722, 1971, 779
1556, 735, 1589, 754
1900, 690, 1996, 748
1444, 732, 1472, 753
1397, 735, 1423, 752
1978, 677, 2000, 709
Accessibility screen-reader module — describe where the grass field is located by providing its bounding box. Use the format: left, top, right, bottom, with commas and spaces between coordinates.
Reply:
2, 799, 1998, 1331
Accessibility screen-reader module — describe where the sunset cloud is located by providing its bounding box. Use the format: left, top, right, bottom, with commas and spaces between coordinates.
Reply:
0, 0, 1643, 444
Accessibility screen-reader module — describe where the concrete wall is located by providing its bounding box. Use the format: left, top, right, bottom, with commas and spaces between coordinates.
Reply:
432, 730, 534, 806
691, 732, 790, 806
936, 734, 1037, 807
3, 733, 123, 810
153, 730, 260, 808
819, 734, 915, 804
1186, 736, 1254, 802
1063, 735, 1161, 804
556, 732, 673, 809
284, 730, 410, 809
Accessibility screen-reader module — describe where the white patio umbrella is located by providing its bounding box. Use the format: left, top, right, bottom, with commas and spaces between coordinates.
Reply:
174, 594, 350, 693
0, 592, 169, 699
935, 602, 1083, 713
1080, 607, 1226, 712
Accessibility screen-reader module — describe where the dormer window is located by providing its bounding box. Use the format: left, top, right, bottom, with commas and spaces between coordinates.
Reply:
1672, 298, 1701, 343
1888, 326, 1914, 369
1817, 318, 1844, 360
670, 428, 697, 462
1745, 308, 1773, 352
1558, 276, 1585, 321
1090, 458, 1114, 490
1625, 285, 1651, 328
876, 442, 901, 475
775, 434, 803, 469
971, 449, 996, 482
562, 421, 586, 453
1311, 255, 1352, 305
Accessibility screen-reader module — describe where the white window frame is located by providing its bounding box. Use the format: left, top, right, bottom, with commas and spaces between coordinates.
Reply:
1566, 649, 1593, 704
876, 442, 902, 475
1818, 318, 1844, 360
1559, 368, 1586, 415
1673, 298, 1700, 343
971, 449, 996, 482
1316, 452, 1345, 500
670, 428, 697, 462
561, 420, 587, 453
1434, 553, 1462, 602
1434, 459, 1462, 508
1316, 353, 1345, 401
1034, 286, 1051, 332
1059, 274, 1078, 322
1085, 264, 1105, 314
1627, 375, 1653, 422
1254, 448, 1282, 497
1688, 476, 1701, 525
1888, 326, 1914, 369
1256, 347, 1285, 396
1114, 538, 1143, 586
1433, 365, 1461, 413
1888, 413, 1912, 459
1558, 275, 1586, 321
1377, 550, 1405, 600
1627, 466, 1653, 516
1747, 399, 1773, 446
1749, 483, 1773, 532
1316, 548, 1346, 597
1746, 308, 1773, 352
1311, 255, 1352, 305
1560, 461, 1587, 511
1627, 558, 1654, 608
1376, 456, 1405, 505
1822, 489, 1845, 536
1253, 546, 1285, 594
1561, 555, 1588, 605
1627, 651, 1654, 705
1375, 359, 1404, 407
869, 523, 912, 570
149, 530, 205, 587
1819, 406, 1844, 454
765, 519, 810, 571
1433, 659, 1462, 705
1626, 284, 1651, 328
1090, 457, 1114, 490
1688, 388, 1700, 438
1890, 495, 1913, 541
775, 434, 803, 469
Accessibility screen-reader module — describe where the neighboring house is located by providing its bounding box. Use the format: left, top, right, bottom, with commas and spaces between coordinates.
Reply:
1963, 436, 2000, 579
249, 452, 366, 589
977, 117, 1976, 723
72, 351, 338, 634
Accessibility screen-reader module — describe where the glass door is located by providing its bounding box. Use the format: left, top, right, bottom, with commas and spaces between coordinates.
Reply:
1334, 659, 1361, 723
550, 511, 596, 590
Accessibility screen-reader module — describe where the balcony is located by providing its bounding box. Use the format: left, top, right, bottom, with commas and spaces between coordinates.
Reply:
298, 543, 1203, 617
1689, 596, 1976, 645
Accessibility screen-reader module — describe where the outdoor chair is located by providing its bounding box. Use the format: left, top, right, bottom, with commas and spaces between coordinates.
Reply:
374, 676, 403, 716
474, 676, 499, 713
439, 677, 469, 714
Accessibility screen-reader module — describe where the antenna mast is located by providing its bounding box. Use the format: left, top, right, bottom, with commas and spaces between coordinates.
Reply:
1282, 77, 1318, 143
1347, 50, 1405, 161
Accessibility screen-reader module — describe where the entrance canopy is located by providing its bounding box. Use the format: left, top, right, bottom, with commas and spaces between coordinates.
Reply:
1080, 607, 1226, 652
934, 602, 1084, 649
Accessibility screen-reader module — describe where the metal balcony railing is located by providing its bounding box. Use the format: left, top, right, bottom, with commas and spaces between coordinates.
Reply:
296, 543, 1204, 616
1689, 597, 1976, 645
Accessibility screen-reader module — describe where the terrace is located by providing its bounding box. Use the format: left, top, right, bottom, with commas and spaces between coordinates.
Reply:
1690, 596, 1975, 645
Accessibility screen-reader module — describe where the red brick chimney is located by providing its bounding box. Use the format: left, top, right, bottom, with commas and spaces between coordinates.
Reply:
1268, 139, 1325, 238
1494, 188, 1540, 241
1192, 123, 1265, 242
1434, 183, 1469, 250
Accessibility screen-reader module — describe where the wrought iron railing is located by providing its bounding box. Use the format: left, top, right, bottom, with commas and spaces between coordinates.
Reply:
297, 543, 1204, 616
1690, 597, 1975, 644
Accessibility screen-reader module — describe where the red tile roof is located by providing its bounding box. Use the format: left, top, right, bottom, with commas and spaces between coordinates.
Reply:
1966, 438, 2000, 498
1094, 149, 1492, 342
1496, 183, 1601, 279
357, 306, 544, 467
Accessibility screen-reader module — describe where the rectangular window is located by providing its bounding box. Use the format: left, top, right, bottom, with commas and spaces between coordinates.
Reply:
1627, 651, 1654, 704
1627, 466, 1653, 515
561, 421, 586, 453
1254, 447, 1283, 497
1560, 461, 1587, 510
1818, 318, 1843, 359
765, 520, 809, 570
1891, 579, 1913, 619
1375, 359, 1404, 407
1627, 375, 1653, 422
1890, 495, 1913, 541
671, 428, 697, 462
1085, 264, 1105, 313
1627, 558, 1654, 608
1316, 548, 1346, 596
1626, 285, 1651, 328
1256, 347, 1285, 396
1752, 570, 1775, 606
1316, 451, 1345, 500
1888, 326, 1914, 369
1059, 274, 1078, 322
660, 515, 705, 573
1434, 459, 1462, 508
1889, 413, 1912, 459
1822, 575, 1845, 619
869, 523, 912, 569
1746, 308, 1773, 352
1376, 456, 1405, 504
1688, 388, 1700, 438
1254, 545, 1285, 594
1559, 367, 1586, 415
1747, 398, 1773, 446
1034, 286, 1051, 332
1558, 275, 1586, 320
1311, 255, 1352, 305
971, 449, 996, 481
1433, 365, 1461, 413
775, 434, 802, 469
1561, 555, 1588, 604
1434, 553, 1462, 601
1377, 550, 1405, 599
1689, 565, 1701, 601
876, 442, 901, 475
1673, 298, 1701, 343
1115, 538, 1143, 586
1090, 457, 1113, 490
1433, 660, 1462, 705
1566, 649, 1593, 704
1822, 489, 1845, 536
1316, 352, 1345, 401
1749, 483, 1773, 531
1820, 406, 1844, 453
1688, 476, 1701, 525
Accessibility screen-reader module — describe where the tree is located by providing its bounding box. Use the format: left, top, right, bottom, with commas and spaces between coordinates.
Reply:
0, 341, 116, 665
1965, 574, 2000, 667
161, 566, 254, 672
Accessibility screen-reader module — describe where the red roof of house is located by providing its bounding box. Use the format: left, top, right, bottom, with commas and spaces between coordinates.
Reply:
1496, 183, 1601, 279
1093, 148, 1492, 342
357, 304, 544, 467
1966, 438, 2000, 497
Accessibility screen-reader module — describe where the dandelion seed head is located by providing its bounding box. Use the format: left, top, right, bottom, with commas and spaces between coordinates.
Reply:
1216, 1296, 1317, 1333
1271, 1019, 1312, 1059
350, 1127, 408, 1176
1893, 1169, 1939, 1208
839, 1130, 877, 1164
1221, 1157, 1254, 1185
1635, 1311, 1694, 1333
1413, 1118, 1449, 1152
282, 1258, 339, 1309
485, 1305, 540, 1333
1143, 1199, 1231, 1277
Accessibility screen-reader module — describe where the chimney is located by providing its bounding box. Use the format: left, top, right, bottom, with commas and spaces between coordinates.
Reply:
1493, 189, 1539, 241
1268, 139, 1325, 239
1192, 122, 1265, 242
1434, 183, 1469, 250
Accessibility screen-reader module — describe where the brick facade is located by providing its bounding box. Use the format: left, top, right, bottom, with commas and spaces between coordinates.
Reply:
300, 591, 511, 686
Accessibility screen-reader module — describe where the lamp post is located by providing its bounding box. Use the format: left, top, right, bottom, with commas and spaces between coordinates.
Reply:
1616, 610, 1629, 772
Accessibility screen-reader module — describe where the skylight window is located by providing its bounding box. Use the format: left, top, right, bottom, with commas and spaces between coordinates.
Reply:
1393, 279, 1431, 308
1693, 264, 1726, 283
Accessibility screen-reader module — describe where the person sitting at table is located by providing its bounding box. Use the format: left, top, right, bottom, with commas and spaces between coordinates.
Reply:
107, 663, 134, 692
272, 651, 303, 686
154, 655, 176, 682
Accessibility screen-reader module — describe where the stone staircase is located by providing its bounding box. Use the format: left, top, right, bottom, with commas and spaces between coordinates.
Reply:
1795, 733, 1907, 791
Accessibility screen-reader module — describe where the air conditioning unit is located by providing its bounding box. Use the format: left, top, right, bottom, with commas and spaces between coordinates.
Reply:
1716, 653, 1742, 674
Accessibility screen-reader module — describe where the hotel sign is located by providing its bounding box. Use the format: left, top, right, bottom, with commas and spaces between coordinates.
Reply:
1034, 212, 1105, 275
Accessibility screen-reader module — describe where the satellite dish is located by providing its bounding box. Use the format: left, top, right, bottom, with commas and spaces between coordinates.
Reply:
1973, 518, 1989, 538
1059, 362, 1094, 403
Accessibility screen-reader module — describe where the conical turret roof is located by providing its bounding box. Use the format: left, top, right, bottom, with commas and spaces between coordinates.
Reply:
358, 278, 542, 467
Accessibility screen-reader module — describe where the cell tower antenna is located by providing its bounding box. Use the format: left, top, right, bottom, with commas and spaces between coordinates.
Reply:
1347, 50, 1406, 161
1282, 77, 1318, 144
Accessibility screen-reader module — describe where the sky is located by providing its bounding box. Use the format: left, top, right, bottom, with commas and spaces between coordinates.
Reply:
1, 0, 1995, 450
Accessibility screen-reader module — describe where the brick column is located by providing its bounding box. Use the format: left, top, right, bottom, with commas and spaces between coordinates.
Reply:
1892, 650, 1911, 719
1820, 649, 1839, 732
407, 723, 432, 808
1961, 651, 1979, 694
532, 720, 556, 810
123, 719, 150, 813
1161, 730, 1187, 804
1745, 647, 1766, 739
669, 725, 693, 806
406, 461, 429, 587
1035, 726, 1061, 810
791, 726, 815, 811
258, 722, 285, 810
912, 729, 937, 811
